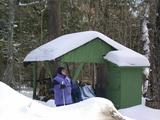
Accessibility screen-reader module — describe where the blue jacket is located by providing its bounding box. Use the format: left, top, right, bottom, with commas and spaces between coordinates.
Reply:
53, 74, 73, 106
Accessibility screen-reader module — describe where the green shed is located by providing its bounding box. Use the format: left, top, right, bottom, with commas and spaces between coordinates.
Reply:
24, 31, 150, 109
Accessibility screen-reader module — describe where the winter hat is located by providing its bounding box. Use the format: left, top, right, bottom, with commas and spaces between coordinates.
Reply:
56, 67, 65, 74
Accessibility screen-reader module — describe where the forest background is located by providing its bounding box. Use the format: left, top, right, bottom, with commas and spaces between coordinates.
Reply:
0, 0, 160, 109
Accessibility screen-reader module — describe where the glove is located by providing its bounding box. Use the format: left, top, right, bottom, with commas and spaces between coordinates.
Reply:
60, 81, 66, 89
60, 84, 66, 89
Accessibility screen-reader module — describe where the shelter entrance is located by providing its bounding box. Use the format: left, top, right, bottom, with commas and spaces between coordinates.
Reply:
65, 62, 107, 98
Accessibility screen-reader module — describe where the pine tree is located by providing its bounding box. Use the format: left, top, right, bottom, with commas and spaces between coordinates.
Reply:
146, 0, 160, 109
2, 0, 15, 87
48, 0, 61, 41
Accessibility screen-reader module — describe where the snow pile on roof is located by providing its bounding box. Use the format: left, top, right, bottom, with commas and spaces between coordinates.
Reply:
0, 81, 127, 120
104, 50, 150, 67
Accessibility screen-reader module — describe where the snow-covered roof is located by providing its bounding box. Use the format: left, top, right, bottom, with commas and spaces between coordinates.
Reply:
24, 31, 150, 67
104, 51, 149, 67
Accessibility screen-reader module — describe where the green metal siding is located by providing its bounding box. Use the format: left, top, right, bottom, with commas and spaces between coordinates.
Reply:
60, 39, 114, 63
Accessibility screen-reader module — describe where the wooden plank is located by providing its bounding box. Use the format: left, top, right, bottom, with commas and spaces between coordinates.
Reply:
106, 61, 121, 108
121, 68, 142, 108
60, 39, 114, 63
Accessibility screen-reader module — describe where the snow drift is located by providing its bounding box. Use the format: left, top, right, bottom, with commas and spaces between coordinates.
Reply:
0, 81, 126, 120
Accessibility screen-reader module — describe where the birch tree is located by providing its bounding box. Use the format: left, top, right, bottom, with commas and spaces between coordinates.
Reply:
141, 1, 150, 97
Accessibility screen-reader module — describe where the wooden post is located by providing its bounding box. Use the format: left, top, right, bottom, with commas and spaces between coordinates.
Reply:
32, 62, 37, 99
65, 63, 71, 78
46, 62, 53, 79
73, 63, 84, 80
45, 62, 54, 89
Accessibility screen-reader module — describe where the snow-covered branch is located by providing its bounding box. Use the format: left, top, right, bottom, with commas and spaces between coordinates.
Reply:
19, 0, 46, 7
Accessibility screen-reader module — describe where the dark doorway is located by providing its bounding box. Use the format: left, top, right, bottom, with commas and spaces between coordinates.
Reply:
95, 64, 107, 97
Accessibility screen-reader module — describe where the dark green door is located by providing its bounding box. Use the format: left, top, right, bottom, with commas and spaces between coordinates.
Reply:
95, 64, 107, 97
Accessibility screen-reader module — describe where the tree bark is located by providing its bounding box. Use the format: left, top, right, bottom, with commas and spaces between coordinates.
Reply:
48, 0, 61, 41
141, 1, 150, 97
2, 0, 15, 87
146, 0, 160, 109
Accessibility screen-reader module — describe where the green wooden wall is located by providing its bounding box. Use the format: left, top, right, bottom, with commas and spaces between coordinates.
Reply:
60, 38, 114, 63
58, 38, 143, 109
106, 62, 121, 108
106, 61, 143, 109
120, 67, 142, 108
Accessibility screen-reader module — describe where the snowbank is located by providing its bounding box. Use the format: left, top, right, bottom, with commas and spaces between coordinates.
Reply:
0, 81, 126, 120
2, 81, 160, 120
0, 81, 31, 110
119, 104, 160, 120
118, 98, 160, 120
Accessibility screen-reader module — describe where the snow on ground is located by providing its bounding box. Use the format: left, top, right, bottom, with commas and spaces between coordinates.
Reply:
19, 87, 33, 98
0, 81, 125, 120
119, 104, 160, 120
20, 87, 160, 120
119, 98, 160, 120
1, 81, 160, 120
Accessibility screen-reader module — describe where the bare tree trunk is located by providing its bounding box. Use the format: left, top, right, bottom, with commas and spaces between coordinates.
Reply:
35, 0, 62, 99
2, 0, 15, 87
47, 0, 61, 74
146, 0, 160, 109
48, 0, 61, 41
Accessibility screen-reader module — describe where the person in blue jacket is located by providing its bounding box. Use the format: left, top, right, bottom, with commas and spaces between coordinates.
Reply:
52, 67, 73, 106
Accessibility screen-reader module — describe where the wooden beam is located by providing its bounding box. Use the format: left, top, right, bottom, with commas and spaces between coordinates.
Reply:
73, 63, 84, 80
65, 63, 71, 78
46, 62, 53, 79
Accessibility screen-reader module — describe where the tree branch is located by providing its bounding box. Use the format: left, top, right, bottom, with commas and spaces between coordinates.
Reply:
19, 0, 46, 7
